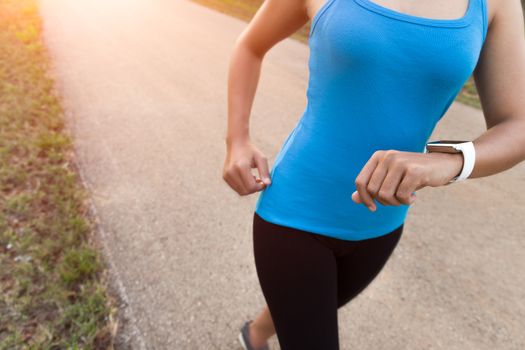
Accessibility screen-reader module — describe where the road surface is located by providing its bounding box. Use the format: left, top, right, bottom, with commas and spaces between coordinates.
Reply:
38, 0, 525, 348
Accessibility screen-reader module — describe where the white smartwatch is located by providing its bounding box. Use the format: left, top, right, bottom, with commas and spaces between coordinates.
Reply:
423, 140, 476, 184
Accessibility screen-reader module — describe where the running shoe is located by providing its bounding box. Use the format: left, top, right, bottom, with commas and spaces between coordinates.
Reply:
238, 320, 269, 350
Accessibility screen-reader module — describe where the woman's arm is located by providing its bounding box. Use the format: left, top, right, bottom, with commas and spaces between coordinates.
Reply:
223, 0, 310, 195
352, 0, 525, 211
469, 0, 525, 178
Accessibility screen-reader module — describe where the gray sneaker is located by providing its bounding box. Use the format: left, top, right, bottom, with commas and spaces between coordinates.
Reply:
238, 320, 270, 350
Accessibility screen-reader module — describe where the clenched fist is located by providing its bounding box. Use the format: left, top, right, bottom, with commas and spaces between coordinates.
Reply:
223, 139, 272, 196
352, 149, 464, 211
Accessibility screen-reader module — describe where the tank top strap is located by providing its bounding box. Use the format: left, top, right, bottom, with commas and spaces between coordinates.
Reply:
478, 0, 489, 44
309, 0, 337, 37
468, 0, 489, 46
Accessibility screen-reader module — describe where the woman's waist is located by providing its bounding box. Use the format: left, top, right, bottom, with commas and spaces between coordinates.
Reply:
284, 122, 426, 164
300, 103, 435, 149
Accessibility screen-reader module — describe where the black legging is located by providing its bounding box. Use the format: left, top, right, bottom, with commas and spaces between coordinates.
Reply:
253, 211, 404, 350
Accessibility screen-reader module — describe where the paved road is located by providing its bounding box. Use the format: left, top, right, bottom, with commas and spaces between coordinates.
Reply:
38, 0, 525, 349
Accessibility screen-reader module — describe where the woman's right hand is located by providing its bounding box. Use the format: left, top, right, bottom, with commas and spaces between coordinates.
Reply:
223, 140, 272, 196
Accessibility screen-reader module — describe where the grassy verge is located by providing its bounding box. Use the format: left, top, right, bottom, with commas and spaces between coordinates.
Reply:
0, 0, 117, 348
191, 0, 486, 109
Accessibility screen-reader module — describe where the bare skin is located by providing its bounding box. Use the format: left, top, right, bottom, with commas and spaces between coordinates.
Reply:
223, 0, 525, 347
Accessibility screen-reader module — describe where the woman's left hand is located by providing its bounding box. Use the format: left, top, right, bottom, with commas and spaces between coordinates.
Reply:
351, 149, 464, 211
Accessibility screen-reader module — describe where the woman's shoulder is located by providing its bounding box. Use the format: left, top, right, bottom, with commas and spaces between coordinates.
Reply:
485, 0, 522, 28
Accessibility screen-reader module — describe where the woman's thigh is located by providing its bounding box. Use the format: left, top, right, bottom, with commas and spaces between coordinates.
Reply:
335, 224, 404, 308
253, 212, 340, 350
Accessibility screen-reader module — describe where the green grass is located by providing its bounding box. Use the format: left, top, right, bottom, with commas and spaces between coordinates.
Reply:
189, 0, 525, 110
0, 0, 117, 348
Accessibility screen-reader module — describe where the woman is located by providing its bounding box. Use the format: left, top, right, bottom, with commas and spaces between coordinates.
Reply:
223, 0, 525, 348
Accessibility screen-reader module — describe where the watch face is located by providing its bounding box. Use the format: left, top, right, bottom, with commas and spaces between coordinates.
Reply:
427, 140, 469, 145
426, 140, 468, 154
426, 145, 460, 153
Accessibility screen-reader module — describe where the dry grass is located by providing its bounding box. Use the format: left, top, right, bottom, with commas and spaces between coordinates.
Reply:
0, 0, 117, 348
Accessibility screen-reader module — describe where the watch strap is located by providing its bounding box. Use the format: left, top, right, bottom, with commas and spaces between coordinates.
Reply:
453, 141, 476, 182
423, 141, 476, 184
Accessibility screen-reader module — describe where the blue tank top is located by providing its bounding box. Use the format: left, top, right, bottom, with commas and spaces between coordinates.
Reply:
255, 0, 488, 240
